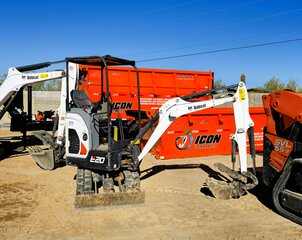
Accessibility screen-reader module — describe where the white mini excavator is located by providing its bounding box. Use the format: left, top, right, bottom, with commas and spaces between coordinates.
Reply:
0, 56, 258, 208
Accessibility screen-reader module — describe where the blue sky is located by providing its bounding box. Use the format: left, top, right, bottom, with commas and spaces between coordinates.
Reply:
0, 0, 301, 87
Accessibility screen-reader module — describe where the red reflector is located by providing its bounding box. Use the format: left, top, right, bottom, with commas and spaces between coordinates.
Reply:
80, 143, 87, 155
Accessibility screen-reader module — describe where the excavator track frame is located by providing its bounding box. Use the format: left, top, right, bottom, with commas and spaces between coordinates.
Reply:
272, 158, 302, 225
75, 168, 144, 209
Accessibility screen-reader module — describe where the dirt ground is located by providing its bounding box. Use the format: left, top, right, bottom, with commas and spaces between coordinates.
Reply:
0, 134, 301, 239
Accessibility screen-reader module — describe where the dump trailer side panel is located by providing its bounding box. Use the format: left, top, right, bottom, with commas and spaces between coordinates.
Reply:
147, 107, 265, 159
79, 65, 214, 118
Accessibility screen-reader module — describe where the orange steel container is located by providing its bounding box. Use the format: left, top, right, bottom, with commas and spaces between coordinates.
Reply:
149, 107, 265, 159
79, 65, 214, 118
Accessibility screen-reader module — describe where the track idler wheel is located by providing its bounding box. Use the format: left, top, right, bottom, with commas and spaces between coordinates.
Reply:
206, 163, 258, 199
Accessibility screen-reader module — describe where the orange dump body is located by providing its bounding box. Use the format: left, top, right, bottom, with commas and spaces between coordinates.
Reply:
79, 65, 214, 119
79, 65, 265, 159
149, 107, 265, 159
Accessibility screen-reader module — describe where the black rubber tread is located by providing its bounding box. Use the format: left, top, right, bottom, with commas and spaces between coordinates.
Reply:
272, 158, 302, 225
83, 169, 94, 195
76, 168, 94, 195
76, 168, 84, 195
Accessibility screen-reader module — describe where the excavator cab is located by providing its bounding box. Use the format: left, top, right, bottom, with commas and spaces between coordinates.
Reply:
262, 90, 302, 225
64, 56, 144, 208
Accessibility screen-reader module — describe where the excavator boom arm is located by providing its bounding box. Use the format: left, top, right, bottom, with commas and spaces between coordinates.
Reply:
0, 67, 65, 110
138, 82, 254, 174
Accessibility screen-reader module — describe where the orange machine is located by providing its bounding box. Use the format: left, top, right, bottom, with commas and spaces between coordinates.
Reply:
262, 90, 302, 225
78, 65, 265, 159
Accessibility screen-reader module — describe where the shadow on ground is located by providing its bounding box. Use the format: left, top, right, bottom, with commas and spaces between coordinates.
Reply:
248, 170, 274, 211
141, 163, 275, 211
140, 163, 226, 181
140, 163, 231, 198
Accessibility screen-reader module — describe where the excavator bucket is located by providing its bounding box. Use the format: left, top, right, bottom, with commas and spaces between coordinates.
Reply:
205, 163, 258, 199
27, 130, 65, 170
206, 178, 235, 200
27, 146, 56, 170
74, 168, 145, 210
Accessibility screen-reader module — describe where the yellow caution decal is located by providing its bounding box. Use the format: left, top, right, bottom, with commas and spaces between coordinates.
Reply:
239, 88, 246, 100
40, 73, 49, 79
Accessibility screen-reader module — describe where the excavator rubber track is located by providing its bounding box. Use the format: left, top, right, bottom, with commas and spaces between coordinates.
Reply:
272, 158, 302, 225
74, 168, 145, 210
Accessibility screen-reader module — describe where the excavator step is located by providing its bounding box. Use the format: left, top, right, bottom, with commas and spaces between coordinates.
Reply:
75, 191, 145, 209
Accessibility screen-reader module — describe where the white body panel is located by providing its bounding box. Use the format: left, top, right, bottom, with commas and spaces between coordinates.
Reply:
56, 63, 78, 145
0, 67, 64, 106
65, 111, 90, 159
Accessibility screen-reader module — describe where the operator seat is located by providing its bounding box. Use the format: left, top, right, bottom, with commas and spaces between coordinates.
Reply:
70, 90, 93, 109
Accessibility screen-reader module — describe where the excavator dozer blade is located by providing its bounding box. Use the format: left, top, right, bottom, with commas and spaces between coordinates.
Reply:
75, 191, 145, 210
27, 146, 55, 170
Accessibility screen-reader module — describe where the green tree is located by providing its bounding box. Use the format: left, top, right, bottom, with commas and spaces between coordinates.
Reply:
213, 79, 225, 88
285, 79, 299, 92
240, 73, 246, 83
30, 80, 62, 91
44, 80, 62, 91
258, 77, 285, 93
32, 82, 46, 91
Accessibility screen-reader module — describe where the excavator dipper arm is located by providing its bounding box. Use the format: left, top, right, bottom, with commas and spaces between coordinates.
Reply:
138, 95, 234, 162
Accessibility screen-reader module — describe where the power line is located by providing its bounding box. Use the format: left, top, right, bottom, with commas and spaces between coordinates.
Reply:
187, 0, 265, 18
137, 38, 302, 63
212, 7, 302, 31
127, 29, 302, 57
112, 0, 201, 21
126, 7, 302, 58
128, 0, 201, 17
